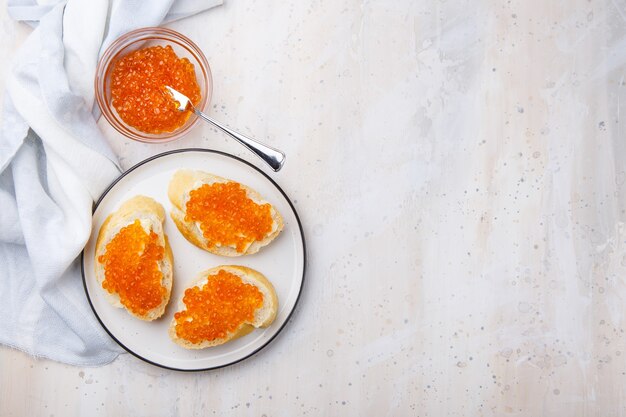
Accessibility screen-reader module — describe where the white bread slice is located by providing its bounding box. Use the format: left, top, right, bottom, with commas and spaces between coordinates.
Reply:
169, 265, 278, 349
95, 195, 173, 321
168, 169, 283, 257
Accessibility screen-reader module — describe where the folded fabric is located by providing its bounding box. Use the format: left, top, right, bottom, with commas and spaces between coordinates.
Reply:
0, 0, 221, 366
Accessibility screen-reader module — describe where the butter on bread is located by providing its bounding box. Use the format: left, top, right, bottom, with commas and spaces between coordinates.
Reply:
168, 265, 278, 349
168, 169, 283, 256
95, 195, 173, 321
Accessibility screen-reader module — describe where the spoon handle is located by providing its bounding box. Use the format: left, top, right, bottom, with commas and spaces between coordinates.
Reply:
192, 109, 286, 172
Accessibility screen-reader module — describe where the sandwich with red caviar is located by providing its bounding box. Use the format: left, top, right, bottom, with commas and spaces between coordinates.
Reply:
169, 265, 278, 348
168, 170, 283, 256
95, 195, 173, 321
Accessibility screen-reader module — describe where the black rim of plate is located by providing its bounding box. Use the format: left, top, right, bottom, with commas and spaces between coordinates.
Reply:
80, 148, 307, 372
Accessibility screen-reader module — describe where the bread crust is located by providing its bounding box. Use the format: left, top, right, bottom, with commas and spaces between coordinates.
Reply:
95, 195, 173, 321
169, 265, 278, 349
168, 170, 284, 256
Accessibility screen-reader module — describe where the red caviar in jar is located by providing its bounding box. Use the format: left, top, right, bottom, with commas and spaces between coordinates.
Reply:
174, 269, 264, 343
184, 182, 274, 253
110, 45, 201, 134
98, 219, 166, 316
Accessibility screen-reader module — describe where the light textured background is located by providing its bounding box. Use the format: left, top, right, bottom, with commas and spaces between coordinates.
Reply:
2, 0, 626, 416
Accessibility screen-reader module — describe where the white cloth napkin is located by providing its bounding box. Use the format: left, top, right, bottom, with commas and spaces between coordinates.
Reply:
0, 0, 221, 366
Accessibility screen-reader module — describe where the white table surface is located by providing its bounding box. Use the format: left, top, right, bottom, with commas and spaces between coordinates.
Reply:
2, 0, 626, 415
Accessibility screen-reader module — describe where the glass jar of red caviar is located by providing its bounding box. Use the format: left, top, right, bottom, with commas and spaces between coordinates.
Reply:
95, 27, 212, 143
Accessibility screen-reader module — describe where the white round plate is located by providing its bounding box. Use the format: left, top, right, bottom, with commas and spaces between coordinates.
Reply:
81, 149, 306, 371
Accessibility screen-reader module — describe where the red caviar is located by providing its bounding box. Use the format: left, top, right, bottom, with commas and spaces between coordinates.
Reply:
98, 219, 166, 316
185, 182, 274, 253
110, 45, 201, 134
174, 269, 264, 343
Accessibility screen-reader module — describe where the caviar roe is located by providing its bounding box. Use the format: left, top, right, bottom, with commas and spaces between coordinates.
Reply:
185, 182, 274, 253
110, 45, 201, 134
174, 269, 264, 343
98, 219, 166, 316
